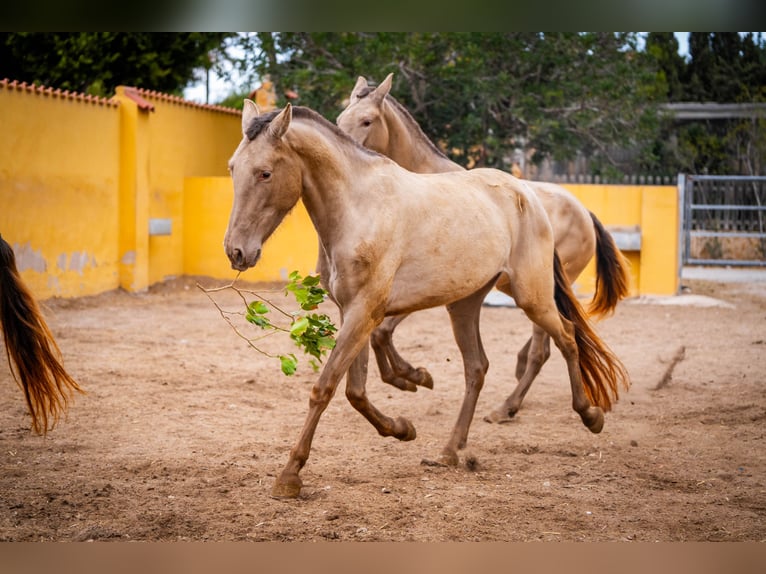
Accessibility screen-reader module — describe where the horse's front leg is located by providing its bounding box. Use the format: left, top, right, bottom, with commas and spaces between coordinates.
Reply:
371, 314, 434, 392
345, 342, 417, 440
271, 306, 377, 499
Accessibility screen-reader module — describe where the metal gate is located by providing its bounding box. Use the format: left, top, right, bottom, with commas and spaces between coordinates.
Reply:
680, 174, 766, 267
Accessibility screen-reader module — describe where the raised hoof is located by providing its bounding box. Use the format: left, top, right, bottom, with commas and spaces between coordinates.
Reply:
271, 474, 303, 499
394, 416, 417, 441
582, 407, 605, 434
415, 367, 434, 390
483, 407, 518, 424
384, 377, 418, 392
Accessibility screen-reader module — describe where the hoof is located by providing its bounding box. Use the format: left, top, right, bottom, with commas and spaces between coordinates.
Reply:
415, 367, 434, 390
394, 417, 417, 441
582, 407, 604, 434
437, 450, 459, 467
483, 407, 517, 424
271, 474, 302, 499
384, 377, 418, 392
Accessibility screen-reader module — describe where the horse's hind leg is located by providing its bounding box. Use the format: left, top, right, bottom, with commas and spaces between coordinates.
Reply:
485, 324, 551, 424
371, 314, 434, 392
517, 300, 604, 433
345, 342, 417, 441
435, 280, 494, 466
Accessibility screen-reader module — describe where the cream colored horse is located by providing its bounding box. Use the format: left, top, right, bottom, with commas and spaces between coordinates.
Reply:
337, 73, 630, 423
224, 102, 628, 498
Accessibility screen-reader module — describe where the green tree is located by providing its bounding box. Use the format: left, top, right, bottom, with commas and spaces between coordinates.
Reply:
646, 32, 686, 102
647, 32, 766, 175
241, 32, 664, 177
0, 32, 230, 97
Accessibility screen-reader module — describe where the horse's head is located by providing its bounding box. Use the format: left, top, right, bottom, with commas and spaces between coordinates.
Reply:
224, 102, 302, 271
336, 73, 393, 154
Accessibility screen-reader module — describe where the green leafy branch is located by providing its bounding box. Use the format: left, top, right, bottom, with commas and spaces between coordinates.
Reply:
197, 271, 337, 376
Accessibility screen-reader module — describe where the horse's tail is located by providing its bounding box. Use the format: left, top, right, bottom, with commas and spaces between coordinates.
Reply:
587, 211, 631, 319
553, 250, 629, 411
0, 234, 83, 434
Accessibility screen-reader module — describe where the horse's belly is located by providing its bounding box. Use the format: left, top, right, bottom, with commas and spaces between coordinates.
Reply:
385, 258, 502, 315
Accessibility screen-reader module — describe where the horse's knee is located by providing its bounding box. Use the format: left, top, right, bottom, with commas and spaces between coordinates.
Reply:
344, 384, 366, 409
465, 366, 486, 389
309, 383, 335, 409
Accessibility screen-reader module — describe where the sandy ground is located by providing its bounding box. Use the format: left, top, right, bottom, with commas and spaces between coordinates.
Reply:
1, 272, 765, 542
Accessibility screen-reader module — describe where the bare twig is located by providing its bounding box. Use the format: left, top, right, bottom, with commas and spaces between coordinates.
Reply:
654, 346, 686, 390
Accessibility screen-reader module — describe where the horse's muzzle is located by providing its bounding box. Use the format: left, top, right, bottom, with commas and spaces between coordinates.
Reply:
227, 246, 261, 271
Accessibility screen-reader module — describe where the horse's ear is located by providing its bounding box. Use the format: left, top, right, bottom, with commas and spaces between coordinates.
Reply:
350, 76, 368, 99
371, 72, 393, 104
242, 99, 260, 136
268, 103, 292, 140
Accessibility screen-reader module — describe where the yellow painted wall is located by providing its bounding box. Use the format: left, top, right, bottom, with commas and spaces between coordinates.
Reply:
184, 177, 319, 282
0, 82, 121, 299
564, 184, 679, 297
112, 89, 242, 287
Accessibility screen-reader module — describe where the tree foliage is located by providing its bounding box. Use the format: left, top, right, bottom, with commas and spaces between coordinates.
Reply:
646, 32, 766, 175
0, 32, 230, 97
241, 32, 663, 178
3, 32, 763, 176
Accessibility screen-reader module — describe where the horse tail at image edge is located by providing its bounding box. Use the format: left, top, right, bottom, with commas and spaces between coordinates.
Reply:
0, 234, 83, 434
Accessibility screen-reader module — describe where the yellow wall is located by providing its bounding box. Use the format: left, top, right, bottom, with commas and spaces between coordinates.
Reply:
183, 177, 319, 282
0, 82, 122, 298
565, 184, 679, 297
112, 88, 242, 288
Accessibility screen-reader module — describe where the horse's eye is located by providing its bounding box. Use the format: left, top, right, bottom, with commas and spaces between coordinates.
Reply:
260, 171, 272, 181
362, 119, 372, 127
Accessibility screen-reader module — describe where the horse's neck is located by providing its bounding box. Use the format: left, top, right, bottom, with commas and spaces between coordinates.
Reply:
384, 103, 463, 174
288, 122, 376, 245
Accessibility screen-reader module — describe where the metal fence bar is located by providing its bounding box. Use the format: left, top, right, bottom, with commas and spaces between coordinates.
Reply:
686, 257, 766, 267
687, 175, 766, 182
690, 230, 766, 239
690, 204, 766, 211
681, 173, 766, 267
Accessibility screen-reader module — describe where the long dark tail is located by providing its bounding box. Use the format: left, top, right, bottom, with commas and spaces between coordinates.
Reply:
0, 234, 83, 434
553, 250, 629, 411
588, 211, 631, 319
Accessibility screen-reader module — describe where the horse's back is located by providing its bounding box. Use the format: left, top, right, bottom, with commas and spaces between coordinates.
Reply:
526, 180, 596, 275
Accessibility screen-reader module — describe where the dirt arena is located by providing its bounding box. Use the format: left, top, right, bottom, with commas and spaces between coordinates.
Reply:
1, 271, 765, 542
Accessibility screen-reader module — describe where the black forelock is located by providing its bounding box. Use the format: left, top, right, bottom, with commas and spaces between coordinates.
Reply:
244, 109, 281, 141
355, 85, 375, 99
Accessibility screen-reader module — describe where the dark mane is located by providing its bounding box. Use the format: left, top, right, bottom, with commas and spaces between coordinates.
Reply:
245, 105, 381, 159
383, 95, 451, 162
354, 79, 449, 162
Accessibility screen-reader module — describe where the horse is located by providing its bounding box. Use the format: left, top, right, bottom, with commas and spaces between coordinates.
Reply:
224, 101, 629, 498
336, 73, 631, 423
0, 234, 83, 434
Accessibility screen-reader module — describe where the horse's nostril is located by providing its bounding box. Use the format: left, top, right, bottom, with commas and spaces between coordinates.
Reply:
230, 247, 244, 266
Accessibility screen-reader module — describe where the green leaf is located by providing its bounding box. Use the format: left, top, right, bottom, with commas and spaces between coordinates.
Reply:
289, 316, 310, 337
279, 354, 298, 376
248, 300, 269, 315
246, 300, 272, 328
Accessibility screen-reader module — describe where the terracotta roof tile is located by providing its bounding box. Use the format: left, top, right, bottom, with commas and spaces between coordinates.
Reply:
0, 78, 119, 107
1, 79, 243, 117
128, 86, 241, 116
